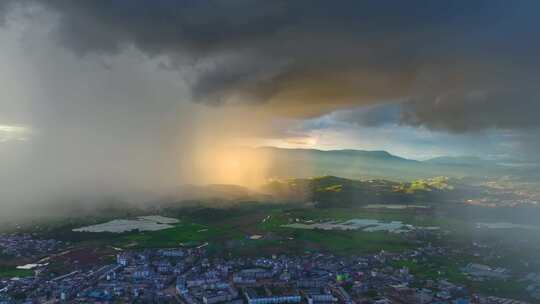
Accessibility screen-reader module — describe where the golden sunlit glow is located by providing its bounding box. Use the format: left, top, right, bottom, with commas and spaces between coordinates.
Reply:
175, 105, 318, 188
191, 143, 273, 188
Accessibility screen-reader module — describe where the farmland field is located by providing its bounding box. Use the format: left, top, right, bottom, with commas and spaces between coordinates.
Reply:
33, 203, 540, 259
0, 266, 33, 278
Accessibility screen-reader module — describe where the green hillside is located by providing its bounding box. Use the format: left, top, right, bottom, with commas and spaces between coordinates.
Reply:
261, 175, 462, 208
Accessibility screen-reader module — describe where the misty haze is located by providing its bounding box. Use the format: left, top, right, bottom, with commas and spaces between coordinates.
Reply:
0, 1, 539, 303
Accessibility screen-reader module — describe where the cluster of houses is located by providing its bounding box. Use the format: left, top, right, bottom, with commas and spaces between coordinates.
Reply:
0, 233, 63, 258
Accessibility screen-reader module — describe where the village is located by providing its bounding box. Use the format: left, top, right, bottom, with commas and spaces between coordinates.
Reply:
1, 235, 538, 304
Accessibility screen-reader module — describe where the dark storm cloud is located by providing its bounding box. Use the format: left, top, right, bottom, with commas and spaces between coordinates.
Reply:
401, 89, 540, 133
0, 1, 14, 25
2, 0, 540, 131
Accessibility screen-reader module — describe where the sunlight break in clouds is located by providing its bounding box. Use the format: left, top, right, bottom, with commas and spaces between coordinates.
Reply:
0, 124, 31, 142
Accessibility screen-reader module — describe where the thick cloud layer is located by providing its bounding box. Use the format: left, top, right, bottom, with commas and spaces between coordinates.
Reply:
402, 90, 540, 132
2, 0, 540, 131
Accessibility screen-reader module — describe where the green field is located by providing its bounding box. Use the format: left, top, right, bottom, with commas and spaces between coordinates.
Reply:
392, 256, 469, 283
256, 208, 421, 254
0, 266, 33, 278
36, 206, 426, 256
31, 204, 540, 269
122, 219, 239, 248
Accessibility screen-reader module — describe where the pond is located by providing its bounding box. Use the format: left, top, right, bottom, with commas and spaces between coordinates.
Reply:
73, 215, 179, 233
282, 218, 436, 233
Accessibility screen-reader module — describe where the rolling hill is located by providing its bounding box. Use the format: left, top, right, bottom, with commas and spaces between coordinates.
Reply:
260, 175, 472, 208
254, 147, 521, 181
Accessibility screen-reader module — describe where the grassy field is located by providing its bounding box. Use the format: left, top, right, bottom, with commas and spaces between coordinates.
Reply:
74, 206, 425, 255
0, 266, 33, 278
290, 229, 414, 254
256, 208, 421, 254
45, 205, 461, 256
122, 219, 238, 248
31, 204, 540, 265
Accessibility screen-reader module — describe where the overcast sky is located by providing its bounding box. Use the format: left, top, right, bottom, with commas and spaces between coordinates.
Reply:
0, 1, 539, 212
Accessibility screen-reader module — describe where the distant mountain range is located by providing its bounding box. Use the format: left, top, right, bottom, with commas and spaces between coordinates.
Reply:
250, 147, 530, 181
424, 156, 495, 166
